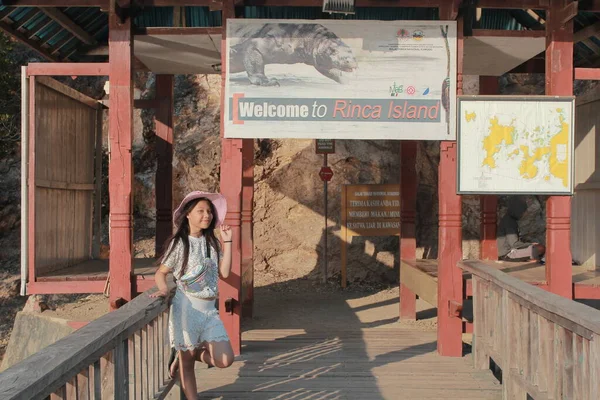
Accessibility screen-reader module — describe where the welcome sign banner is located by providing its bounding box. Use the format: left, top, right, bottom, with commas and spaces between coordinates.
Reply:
224, 19, 457, 140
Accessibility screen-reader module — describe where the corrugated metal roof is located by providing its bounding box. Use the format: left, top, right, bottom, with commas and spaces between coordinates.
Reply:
186, 6, 222, 26
0, 5, 107, 61
1, 4, 599, 66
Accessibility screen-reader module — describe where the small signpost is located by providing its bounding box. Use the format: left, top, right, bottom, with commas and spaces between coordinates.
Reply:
316, 139, 335, 154
316, 140, 335, 283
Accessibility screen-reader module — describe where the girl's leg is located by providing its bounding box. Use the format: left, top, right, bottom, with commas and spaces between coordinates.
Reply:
179, 350, 198, 399
196, 340, 234, 368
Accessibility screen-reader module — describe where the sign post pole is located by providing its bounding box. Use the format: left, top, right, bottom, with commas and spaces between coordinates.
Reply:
323, 153, 328, 284
316, 139, 335, 284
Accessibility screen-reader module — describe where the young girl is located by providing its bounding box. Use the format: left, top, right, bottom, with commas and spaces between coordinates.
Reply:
150, 191, 234, 398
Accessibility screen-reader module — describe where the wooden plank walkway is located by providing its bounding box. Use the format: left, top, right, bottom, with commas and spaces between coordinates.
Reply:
189, 286, 502, 399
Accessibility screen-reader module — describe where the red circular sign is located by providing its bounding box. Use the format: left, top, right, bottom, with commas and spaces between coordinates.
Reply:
319, 166, 334, 182
406, 86, 416, 95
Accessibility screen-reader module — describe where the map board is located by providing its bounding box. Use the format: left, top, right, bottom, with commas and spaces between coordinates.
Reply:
457, 96, 575, 195
340, 184, 400, 287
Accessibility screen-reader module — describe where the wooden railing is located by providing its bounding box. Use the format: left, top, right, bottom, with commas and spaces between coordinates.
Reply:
0, 284, 176, 400
461, 260, 600, 400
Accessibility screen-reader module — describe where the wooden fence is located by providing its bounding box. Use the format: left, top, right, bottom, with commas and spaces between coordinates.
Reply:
0, 284, 176, 400
461, 260, 600, 399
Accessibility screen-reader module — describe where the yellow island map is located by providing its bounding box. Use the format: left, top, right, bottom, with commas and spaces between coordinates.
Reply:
458, 98, 573, 194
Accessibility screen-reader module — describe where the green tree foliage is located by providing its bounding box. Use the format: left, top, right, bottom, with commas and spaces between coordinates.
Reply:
0, 32, 21, 158
0, 32, 40, 159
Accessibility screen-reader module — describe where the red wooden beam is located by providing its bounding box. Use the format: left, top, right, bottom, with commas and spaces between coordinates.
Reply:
218, 0, 242, 357
574, 67, 600, 80
439, 0, 460, 20
573, 284, 600, 300
238, 0, 440, 6
135, 27, 223, 35
579, 0, 600, 11
437, 16, 464, 358
400, 141, 418, 320
154, 75, 174, 256
27, 280, 106, 294
133, 277, 157, 293
240, 139, 254, 319
545, 0, 573, 299
1, 0, 108, 5
472, 29, 546, 38
108, 2, 134, 309
477, 0, 550, 9
478, 76, 499, 261
26, 63, 109, 76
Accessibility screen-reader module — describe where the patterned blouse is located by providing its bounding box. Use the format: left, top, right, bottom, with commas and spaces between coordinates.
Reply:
162, 235, 222, 299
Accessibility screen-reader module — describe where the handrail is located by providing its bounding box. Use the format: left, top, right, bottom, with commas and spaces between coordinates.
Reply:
0, 283, 176, 400
461, 260, 600, 400
461, 260, 600, 336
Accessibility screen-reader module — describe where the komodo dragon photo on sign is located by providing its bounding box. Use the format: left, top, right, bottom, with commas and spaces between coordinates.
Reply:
229, 23, 358, 86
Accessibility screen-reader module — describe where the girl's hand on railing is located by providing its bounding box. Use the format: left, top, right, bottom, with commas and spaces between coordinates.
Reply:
149, 289, 170, 299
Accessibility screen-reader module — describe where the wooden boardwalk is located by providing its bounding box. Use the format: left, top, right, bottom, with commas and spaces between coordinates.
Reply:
190, 285, 502, 399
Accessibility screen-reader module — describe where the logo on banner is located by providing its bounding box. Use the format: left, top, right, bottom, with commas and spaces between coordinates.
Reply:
412, 30, 425, 41
396, 28, 411, 41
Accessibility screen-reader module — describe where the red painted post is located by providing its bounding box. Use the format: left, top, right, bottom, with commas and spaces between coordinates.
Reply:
108, 4, 134, 308
241, 139, 254, 318
400, 141, 417, 320
219, 0, 242, 356
155, 75, 174, 256
545, 0, 573, 299
437, 15, 463, 357
478, 76, 498, 261
438, 141, 463, 357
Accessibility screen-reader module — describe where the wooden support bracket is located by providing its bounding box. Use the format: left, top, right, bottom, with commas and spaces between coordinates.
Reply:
448, 300, 462, 318
561, 1, 579, 25
110, 297, 128, 309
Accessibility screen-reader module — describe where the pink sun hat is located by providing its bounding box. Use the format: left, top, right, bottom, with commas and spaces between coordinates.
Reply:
173, 191, 228, 228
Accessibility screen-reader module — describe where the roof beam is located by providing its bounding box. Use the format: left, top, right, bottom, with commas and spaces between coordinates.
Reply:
1, 0, 108, 6
439, 0, 460, 20
477, 0, 550, 9
14, 9, 40, 31
134, 26, 223, 35
0, 7, 16, 21
579, 0, 600, 12
574, 21, 600, 43
471, 29, 546, 38
40, 8, 97, 45
0, 20, 59, 61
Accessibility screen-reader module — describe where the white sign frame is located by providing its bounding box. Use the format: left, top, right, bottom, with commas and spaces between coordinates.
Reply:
224, 19, 457, 140
457, 95, 575, 195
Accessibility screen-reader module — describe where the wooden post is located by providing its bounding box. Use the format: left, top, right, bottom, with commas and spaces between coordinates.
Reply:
437, 15, 464, 357
478, 76, 498, 261
241, 139, 254, 319
28, 75, 36, 289
219, 0, 242, 356
545, 0, 573, 299
155, 75, 174, 256
108, 1, 134, 308
400, 141, 417, 320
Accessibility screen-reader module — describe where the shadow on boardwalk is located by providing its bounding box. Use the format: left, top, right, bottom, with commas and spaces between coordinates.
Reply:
192, 281, 501, 400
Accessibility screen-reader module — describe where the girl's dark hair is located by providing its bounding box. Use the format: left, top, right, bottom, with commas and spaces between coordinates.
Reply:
158, 197, 221, 277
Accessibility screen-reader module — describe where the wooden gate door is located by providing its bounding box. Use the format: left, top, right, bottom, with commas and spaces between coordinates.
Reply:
21, 67, 103, 295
